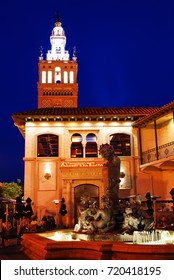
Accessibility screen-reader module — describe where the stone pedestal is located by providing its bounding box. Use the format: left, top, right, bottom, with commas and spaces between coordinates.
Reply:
103, 157, 121, 214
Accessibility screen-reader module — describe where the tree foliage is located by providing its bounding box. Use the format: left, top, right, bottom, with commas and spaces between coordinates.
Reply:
0, 179, 23, 199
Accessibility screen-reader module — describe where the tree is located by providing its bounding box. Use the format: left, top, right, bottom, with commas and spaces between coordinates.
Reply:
0, 179, 23, 199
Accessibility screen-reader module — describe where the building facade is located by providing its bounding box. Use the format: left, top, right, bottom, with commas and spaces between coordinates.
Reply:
12, 15, 174, 227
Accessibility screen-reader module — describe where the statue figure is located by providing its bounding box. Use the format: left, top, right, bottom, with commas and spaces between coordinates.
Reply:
89, 205, 116, 233
122, 207, 140, 233
122, 194, 154, 232
74, 207, 96, 233
74, 196, 98, 233
74, 191, 116, 234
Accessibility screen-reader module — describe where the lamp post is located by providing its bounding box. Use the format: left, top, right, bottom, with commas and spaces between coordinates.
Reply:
52, 199, 59, 228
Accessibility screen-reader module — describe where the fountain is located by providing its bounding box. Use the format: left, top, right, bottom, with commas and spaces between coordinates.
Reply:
21, 227, 174, 260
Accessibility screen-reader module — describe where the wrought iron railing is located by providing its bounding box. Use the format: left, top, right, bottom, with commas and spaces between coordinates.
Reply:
141, 141, 174, 164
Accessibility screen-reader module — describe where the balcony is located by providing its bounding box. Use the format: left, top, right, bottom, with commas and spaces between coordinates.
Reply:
141, 141, 174, 164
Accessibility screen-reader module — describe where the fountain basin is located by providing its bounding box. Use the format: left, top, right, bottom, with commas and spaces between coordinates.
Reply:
21, 230, 112, 260
21, 229, 174, 260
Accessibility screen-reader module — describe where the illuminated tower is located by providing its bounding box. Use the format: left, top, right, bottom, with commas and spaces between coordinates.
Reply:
38, 13, 78, 108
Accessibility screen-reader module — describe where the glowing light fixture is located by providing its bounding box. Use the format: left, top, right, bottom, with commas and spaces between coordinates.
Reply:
44, 173, 51, 180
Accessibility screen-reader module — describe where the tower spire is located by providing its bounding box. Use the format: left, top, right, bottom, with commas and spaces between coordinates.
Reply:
47, 11, 68, 60
55, 10, 60, 23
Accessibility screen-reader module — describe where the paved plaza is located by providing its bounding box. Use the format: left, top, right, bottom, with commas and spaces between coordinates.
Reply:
0, 238, 30, 260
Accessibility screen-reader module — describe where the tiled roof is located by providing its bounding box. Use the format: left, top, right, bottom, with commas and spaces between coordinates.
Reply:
12, 106, 158, 118
133, 100, 174, 127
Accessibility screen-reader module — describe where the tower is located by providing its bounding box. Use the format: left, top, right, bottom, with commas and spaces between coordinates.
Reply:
38, 13, 78, 108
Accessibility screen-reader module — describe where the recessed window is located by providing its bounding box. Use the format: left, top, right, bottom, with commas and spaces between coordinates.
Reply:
69, 71, 74, 83
55, 67, 61, 83
48, 71, 52, 83
85, 133, 98, 158
110, 133, 131, 156
37, 134, 58, 157
42, 71, 46, 83
64, 71, 68, 83
71, 133, 83, 158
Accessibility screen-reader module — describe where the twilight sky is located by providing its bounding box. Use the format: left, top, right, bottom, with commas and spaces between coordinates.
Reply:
0, 0, 174, 183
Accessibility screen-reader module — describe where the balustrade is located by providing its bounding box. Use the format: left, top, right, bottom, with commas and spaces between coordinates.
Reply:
141, 141, 174, 164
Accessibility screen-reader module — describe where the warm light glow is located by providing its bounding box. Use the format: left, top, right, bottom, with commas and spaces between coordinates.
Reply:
119, 168, 126, 187
39, 231, 80, 241
52, 199, 59, 204
44, 163, 52, 180
123, 121, 132, 126
161, 231, 174, 244
82, 122, 92, 127
74, 224, 80, 232
68, 122, 79, 127
61, 161, 103, 167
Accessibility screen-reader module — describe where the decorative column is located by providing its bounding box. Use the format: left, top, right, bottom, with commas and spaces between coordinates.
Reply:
82, 144, 86, 158
82, 138, 86, 158
66, 180, 73, 227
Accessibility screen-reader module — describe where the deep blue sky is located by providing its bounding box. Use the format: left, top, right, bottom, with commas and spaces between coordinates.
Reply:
0, 0, 174, 183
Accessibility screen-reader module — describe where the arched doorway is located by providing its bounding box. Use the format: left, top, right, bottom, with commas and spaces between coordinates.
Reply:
74, 184, 99, 224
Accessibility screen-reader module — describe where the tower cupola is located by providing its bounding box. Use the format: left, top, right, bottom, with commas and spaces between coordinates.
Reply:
47, 12, 69, 61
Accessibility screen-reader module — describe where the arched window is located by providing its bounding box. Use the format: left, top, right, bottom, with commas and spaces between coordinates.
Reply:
69, 71, 74, 83
64, 71, 68, 83
48, 71, 52, 83
85, 133, 98, 158
37, 134, 58, 157
42, 71, 46, 83
71, 133, 83, 158
110, 133, 131, 156
55, 67, 61, 83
